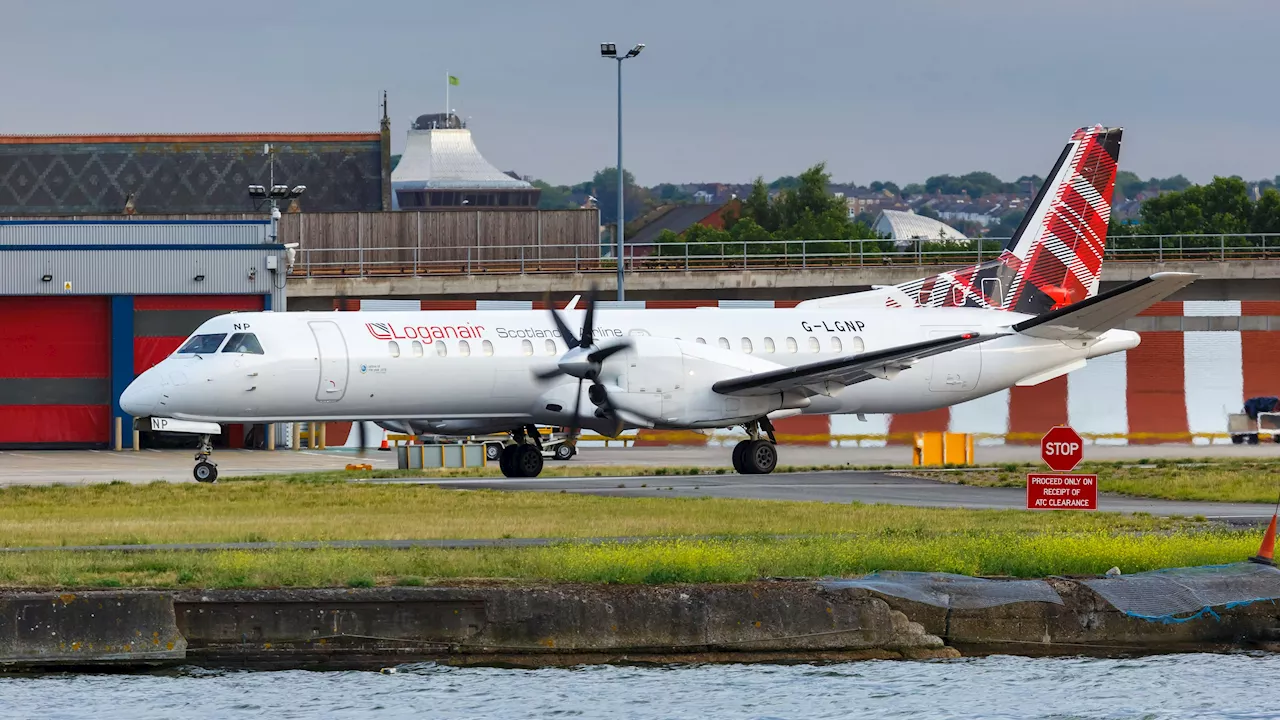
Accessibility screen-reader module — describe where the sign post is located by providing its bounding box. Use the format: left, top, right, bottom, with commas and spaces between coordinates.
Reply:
1028, 426, 1097, 510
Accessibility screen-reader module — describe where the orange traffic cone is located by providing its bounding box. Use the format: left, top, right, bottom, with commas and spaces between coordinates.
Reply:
1248, 514, 1276, 566
378, 438, 390, 451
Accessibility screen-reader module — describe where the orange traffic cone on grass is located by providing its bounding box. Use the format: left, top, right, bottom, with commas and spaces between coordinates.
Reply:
1248, 513, 1276, 566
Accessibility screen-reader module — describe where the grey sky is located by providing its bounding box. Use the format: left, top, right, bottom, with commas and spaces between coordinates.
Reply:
4, 0, 1277, 187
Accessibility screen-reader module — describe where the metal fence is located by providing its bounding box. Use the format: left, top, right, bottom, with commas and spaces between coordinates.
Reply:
288, 233, 1280, 277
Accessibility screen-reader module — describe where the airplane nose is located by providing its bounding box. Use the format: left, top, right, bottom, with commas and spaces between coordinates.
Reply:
120, 375, 159, 417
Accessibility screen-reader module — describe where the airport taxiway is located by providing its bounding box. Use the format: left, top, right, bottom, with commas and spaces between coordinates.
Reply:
0, 445, 1277, 520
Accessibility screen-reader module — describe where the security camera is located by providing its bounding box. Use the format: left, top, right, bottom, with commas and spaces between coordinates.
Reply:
271, 207, 282, 221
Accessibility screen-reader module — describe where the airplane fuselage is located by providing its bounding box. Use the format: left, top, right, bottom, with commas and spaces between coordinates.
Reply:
121, 307, 1138, 435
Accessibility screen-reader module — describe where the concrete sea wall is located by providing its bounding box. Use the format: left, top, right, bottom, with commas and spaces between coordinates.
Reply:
1, 569, 1278, 669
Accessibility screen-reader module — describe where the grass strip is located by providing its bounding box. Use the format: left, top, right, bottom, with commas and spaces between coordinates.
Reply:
907, 458, 1280, 504
0, 480, 1205, 548
0, 531, 1258, 589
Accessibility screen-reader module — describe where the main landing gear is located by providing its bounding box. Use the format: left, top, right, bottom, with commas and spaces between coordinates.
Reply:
731, 418, 778, 475
498, 425, 545, 478
193, 434, 218, 483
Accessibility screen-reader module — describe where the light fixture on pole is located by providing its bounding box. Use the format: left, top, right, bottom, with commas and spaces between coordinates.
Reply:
247, 145, 305, 244
600, 41, 645, 301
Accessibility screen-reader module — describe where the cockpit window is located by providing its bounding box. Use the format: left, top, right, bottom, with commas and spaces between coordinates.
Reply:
222, 333, 265, 355
177, 333, 227, 354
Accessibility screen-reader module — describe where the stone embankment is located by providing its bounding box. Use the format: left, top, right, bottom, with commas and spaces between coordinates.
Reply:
2, 564, 1277, 670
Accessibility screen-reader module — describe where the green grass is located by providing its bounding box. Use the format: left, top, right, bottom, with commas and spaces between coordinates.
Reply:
0, 479, 1202, 549
222, 463, 885, 484
907, 458, 1280, 504
0, 530, 1259, 588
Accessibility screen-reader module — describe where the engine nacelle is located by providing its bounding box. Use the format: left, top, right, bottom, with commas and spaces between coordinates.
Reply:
533, 336, 804, 432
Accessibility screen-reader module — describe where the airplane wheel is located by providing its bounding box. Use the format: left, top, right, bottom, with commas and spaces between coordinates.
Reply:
193, 462, 218, 483
731, 440, 752, 475
515, 444, 544, 477
554, 444, 574, 461
499, 445, 519, 477
745, 440, 777, 475
486, 443, 502, 461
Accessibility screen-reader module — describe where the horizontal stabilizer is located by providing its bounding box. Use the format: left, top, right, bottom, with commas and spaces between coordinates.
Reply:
713, 331, 1009, 397
1012, 272, 1198, 340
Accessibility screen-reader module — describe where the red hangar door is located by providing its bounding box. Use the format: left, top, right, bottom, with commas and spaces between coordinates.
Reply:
0, 297, 111, 447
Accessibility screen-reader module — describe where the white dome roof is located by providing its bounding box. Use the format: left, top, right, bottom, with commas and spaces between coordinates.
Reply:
874, 209, 967, 241
392, 127, 531, 191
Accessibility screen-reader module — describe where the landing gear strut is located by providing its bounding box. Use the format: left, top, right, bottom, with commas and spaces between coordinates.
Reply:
731, 418, 778, 475
193, 434, 218, 483
498, 427, 545, 478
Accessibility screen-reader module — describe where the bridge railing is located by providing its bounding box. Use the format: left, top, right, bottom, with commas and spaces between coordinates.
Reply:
288, 233, 1280, 278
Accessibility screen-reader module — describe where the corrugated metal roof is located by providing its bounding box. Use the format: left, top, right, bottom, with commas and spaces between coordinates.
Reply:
874, 209, 967, 241
391, 128, 532, 191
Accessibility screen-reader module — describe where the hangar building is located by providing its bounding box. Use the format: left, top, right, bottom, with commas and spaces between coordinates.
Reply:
0, 220, 286, 449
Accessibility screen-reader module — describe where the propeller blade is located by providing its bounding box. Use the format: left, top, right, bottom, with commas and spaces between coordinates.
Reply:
544, 291, 579, 348
579, 285, 597, 349
587, 341, 630, 365
533, 367, 567, 381
567, 377, 585, 445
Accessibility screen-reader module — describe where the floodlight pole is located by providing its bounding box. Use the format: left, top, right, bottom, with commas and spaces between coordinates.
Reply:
614, 57, 624, 301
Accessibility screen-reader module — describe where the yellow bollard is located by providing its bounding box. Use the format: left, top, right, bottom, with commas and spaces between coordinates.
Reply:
266, 423, 276, 451
113, 417, 123, 452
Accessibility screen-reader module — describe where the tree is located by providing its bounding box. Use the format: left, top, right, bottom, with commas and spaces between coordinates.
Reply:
1139, 176, 1251, 235
591, 167, 646, 225
530, 180, 576, 210
768, 175, 801, 191
868, 181, 900, 196
901, 183, 925, 198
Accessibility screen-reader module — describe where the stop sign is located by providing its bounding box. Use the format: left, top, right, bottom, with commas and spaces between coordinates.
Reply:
1041, 426, 1083, 472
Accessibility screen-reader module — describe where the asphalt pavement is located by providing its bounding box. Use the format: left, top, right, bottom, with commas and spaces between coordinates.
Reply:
392, 469, 1279, 521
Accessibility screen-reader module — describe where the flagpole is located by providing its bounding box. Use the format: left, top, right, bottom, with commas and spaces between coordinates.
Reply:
445, 69, 449, 123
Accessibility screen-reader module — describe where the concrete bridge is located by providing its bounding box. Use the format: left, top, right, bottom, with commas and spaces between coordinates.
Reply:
285, 259, 1280, 310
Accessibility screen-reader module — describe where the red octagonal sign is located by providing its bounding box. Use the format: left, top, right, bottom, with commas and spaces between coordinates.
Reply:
1041, 426, 1084, 472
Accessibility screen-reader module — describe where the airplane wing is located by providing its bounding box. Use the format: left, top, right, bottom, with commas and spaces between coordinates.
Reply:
1012, 272, 1199, 341
711, 331, 1009, 397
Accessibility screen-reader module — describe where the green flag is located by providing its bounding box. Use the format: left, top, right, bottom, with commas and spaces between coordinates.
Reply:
448, 75, 459, 86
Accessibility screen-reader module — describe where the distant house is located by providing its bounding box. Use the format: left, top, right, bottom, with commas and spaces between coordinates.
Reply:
874, 209, 968, 246
693, 190, 715, 204
627, 201, 740, 256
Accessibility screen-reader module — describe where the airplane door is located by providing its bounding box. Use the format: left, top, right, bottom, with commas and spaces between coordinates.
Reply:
925, 328, 982, 392
309, 321, 349, 402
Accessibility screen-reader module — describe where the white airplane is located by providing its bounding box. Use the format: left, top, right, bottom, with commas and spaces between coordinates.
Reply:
121, 125, 1196, 482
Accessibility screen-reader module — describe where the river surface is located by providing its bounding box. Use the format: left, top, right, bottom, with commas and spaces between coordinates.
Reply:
1, 653, 1277, 719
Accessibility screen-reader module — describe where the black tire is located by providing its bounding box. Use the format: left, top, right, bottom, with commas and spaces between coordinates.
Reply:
731, 441, 752, 474
745, 440, 778, 475
499, 445, 519, 477
554, 443, 574, 461
193, 461, 218, 483
1248, 434, 1260, 445
515, 444, 544, 477
485, 443, 502, 461
1232, 434, 1245, 445
1273, 434, 1280, 444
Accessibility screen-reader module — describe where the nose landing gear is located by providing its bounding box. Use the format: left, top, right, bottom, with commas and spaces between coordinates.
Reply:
193, 434, 218, 483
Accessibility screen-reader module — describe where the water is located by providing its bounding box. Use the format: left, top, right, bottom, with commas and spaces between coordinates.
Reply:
1, 654, 1277, 719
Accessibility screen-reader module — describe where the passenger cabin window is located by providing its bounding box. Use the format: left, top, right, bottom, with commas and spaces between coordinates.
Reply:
221, 333, 264, 355
718, 337, 730, 350
785, 337, 798, 353
763, 337, 776, 353
435, 341, 447, 357
411, 340, 423, 358
482, 340, 494, 356
850, 336, 866, 353
545, 339, 557, 356
521, 340, 534, 356
389, 341, 401, 358
830, 337, 843, 353
808, 337, 820, 353
177, 333, 226, 354
741, 337, 754, 354
696, 338, 706, 344
459, 340, 471, 357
